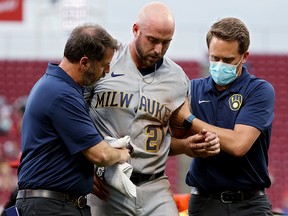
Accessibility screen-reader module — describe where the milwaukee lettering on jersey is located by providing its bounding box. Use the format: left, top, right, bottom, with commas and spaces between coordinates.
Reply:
94, 91, 171, 123
95, 91, 133, 108
138, 95, 171, 123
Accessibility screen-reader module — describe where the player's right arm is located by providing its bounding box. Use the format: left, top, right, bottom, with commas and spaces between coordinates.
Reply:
92, 173, 109, 200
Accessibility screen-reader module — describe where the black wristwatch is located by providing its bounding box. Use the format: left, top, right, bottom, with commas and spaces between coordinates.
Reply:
183, 114, 195, 130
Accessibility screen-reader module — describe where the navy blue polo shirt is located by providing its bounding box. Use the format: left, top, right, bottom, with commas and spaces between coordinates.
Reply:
18, 63, 103, 195
186, 66, 275, 191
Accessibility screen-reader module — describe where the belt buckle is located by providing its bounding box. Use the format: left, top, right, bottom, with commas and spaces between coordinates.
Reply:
77, 196, 87, 208
220, 191, 240, 204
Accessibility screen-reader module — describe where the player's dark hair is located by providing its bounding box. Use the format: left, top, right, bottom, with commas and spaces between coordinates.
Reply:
206, 17, 250, 55
64, 23, 119, 63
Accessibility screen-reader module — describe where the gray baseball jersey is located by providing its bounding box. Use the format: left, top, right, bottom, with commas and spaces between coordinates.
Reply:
86, 43, 189, 216
88, 43, 189, 174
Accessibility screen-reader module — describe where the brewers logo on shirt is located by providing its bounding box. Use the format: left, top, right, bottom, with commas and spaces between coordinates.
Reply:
228, 94, 243, 111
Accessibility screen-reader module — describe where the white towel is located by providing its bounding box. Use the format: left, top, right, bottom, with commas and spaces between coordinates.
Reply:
104, 136, 136, 198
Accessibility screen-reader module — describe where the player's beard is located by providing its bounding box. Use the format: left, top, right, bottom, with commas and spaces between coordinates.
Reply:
135, 38, 160, 68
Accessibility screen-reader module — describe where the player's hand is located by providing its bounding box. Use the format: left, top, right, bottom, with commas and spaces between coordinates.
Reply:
92, 174, 109, 200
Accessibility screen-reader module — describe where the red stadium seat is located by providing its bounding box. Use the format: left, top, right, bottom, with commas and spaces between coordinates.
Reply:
248, 54, 288, 210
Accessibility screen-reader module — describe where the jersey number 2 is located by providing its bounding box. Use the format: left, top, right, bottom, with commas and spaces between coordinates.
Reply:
145, 126, 165, 152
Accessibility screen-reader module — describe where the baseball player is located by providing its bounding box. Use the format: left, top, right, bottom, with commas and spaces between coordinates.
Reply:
85, 2, 220, 216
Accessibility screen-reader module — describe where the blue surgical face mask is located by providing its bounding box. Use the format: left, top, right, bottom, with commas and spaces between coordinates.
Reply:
209, 57, 243, 86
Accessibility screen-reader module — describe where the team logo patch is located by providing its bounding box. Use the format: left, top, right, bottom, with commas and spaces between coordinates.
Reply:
228, 94, 243, 111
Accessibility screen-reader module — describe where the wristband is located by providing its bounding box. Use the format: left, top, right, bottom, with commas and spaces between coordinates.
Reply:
183, 114, 195, 130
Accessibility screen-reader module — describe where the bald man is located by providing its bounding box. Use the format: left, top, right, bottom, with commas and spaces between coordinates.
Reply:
85, 2, 219, 216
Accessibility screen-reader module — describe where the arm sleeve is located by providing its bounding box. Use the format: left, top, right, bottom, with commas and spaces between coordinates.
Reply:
51, 94, 103, 155
236, 80, 275, 132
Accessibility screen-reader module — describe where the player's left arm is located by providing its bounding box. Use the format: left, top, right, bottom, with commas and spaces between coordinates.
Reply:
169, 97, 220, 157
169, 96, 194, 138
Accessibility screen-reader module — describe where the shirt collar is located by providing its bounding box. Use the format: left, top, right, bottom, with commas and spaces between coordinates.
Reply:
46, 63, 84, 95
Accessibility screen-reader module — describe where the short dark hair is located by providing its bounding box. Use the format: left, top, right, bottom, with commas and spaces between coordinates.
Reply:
206, 17, 250, 55
64, 24, 119, 63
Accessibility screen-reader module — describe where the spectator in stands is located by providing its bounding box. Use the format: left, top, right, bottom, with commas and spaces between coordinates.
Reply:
15, 24, 131, 216
0, 96, 26, 216
0, 153, 21, 216
170, 17, 275, 215
12, 96, 27, 133
0, 96, 12, 135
